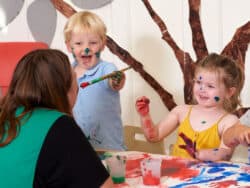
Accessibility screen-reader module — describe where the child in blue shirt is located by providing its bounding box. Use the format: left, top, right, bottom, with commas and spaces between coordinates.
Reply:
64, 11, 126, 151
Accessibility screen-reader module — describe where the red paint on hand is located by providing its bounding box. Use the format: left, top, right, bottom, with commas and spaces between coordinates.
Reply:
135, 96, 150, 116
80, 82, 89, 88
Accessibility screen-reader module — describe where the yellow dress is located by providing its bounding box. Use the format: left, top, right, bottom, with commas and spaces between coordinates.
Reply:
171, 105, 226, 159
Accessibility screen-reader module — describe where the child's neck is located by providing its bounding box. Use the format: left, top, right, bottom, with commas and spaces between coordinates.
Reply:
190, 104, 226, 131
74, 65, 87, 79
196, 104, 225, 113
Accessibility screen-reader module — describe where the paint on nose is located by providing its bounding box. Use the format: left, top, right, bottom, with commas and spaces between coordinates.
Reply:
214, 96, 220, 102
85, 48, 90, 55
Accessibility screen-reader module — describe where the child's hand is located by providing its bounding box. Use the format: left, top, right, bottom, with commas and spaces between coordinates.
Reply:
110, 71, 125, 90
237, 126, 250, 146
224, 124, 250, 147
135, 96, 150, 117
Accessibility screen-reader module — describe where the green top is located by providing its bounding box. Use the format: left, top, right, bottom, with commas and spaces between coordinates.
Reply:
0, 107, 63, 188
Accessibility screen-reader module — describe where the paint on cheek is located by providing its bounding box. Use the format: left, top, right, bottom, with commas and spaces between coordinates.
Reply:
71, 47, 76, 59
214, 96, 220, 102
199, 76, 202, 80
95, 51, 101, 58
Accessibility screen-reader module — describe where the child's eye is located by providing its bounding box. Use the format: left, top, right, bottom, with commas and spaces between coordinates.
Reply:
195, 80, 201, 85
90, 41, 97, 45
208, 85, 215, 88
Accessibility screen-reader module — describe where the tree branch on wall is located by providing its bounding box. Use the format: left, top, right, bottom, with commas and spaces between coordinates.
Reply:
50, 0, 250, 117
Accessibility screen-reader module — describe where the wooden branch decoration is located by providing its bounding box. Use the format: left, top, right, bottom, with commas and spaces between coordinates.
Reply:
106, 36, 177, 109
188, 0, 208, 59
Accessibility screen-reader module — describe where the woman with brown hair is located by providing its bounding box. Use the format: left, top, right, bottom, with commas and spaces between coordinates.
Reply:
0, 49, 113, 188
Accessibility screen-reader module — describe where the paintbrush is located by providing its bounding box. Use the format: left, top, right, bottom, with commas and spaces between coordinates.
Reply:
80, 66, 131, 89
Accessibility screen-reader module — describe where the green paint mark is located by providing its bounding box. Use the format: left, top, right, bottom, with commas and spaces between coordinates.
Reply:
95, 51, 101, 58
85, 48, 90, 54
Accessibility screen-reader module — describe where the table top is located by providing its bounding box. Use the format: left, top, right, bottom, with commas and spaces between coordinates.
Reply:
104, 151, 250, 188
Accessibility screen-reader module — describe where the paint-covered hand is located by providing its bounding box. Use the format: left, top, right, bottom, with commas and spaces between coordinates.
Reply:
110, 71, 125, 90
135, 96, 150, 117
179, 132, 197, 158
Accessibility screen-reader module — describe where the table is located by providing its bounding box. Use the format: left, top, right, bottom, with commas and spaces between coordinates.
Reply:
105, 151, 250, 188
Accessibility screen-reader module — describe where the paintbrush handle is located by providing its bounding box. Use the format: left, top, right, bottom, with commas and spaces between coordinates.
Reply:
80, 66, 131, 88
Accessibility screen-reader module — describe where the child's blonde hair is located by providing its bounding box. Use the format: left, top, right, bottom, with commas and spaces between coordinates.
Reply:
194, 53, 245, 112
64, 11, 107, 43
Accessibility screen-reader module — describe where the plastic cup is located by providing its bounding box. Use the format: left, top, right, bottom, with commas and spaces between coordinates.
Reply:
105, 154, 127, 184
140, 157, 162, 185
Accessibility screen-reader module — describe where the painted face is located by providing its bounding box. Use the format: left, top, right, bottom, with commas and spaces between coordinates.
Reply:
67, 30, 104, 70
193, 69, 228, 108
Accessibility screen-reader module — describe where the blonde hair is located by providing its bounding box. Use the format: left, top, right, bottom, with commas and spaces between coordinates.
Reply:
194, 53, 245, 112
64, 11, 107, 43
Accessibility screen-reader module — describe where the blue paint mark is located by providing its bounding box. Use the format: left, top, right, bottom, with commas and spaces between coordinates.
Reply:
208, 167, 225, 173
222, 171, 236, 176
237, 173, 250, 182
95, 51, 101, 58
199, 76, 202, 80
214, 96, 220, 102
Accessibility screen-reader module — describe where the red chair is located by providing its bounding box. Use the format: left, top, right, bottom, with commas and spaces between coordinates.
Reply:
0, 42, 48, 96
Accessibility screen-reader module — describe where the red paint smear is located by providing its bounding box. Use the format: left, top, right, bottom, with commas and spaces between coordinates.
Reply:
125, 153, 149, 178
142, 171, 160, 185
161, 158, 199, 180
210, 180, 238, 188
126, 155, 199, 181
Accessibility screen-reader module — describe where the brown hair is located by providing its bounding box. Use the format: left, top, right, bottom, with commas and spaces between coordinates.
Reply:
0, 49, 73, 146
194, 53, 245, 112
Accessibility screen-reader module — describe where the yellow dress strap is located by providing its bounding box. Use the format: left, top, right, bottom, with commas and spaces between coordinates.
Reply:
186, 105, 193, 119
215, 112, 228, 125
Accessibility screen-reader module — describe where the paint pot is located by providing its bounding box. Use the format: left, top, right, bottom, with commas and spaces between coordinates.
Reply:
140, 157, 162, 185
105, 154, 127, 184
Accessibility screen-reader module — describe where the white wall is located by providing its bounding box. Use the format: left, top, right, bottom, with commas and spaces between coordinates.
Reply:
1, 0, 250, 162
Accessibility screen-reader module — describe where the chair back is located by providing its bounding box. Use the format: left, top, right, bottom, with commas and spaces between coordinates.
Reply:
124, 125, 165, 154
0, 42, 48, 96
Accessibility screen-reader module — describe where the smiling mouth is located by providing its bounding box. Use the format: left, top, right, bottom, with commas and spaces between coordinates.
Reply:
81, 55, 92, 61
199, 95, 208, 100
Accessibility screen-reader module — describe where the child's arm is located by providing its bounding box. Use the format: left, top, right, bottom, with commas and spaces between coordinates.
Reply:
194, 116, 240, 161
223, 123, 250, 147
195, 148, 233, 161
135, 96, 179, 142
109, 71, 126, 91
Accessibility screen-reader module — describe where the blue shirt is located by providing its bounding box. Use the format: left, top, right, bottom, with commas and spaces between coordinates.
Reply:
72, 60, 125, 150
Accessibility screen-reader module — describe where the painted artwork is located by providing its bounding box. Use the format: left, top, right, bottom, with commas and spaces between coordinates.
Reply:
115, 152, 250, 187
